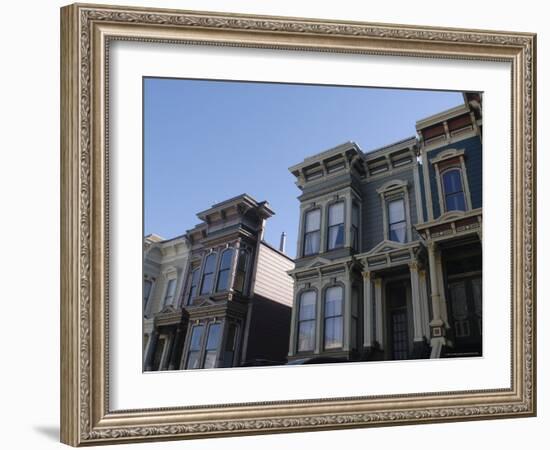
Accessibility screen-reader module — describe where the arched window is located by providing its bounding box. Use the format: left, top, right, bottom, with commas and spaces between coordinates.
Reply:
200, 253, 217, 295
185, 325, 204, 369
324, 286, 343, 349
442, 168, 466, 211
297, 290, 316, 352
303, 208, 321, 256
327, 202, 345, 250
203, 323, 222, 369
234, 250, 248, 293
187, 268, 200, 304
216, 249, 234, 292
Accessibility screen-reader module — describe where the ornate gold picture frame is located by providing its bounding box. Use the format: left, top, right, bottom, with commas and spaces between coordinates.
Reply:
60, 3, 536, 446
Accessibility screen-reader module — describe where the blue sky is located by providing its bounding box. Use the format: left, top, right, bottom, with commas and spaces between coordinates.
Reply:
144, 78, 463, 257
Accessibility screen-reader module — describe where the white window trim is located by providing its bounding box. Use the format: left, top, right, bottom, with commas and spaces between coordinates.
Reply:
430, 148, 473, 214
301, 206, 322, 257
377, 179, 413, 244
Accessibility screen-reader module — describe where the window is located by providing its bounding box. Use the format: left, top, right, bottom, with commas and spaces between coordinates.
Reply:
388, 199, 407, 243
187, 268, 200, 304
351, 203, 360, 251
200, 253, 217, 295
185, 325, 204, 369
324, 286, 343, 349
234, 250, 248, 293
143, 279, 153, 310
216, 249, 234, 292
297, 291, 316, 352
327, 202, 345, 250
222, 323, 238, 368
203, 323, 222, 369
303, 209, 321, 256
152, 337, 166, 371
442, 168, 466, 211
163, 278, 176, 307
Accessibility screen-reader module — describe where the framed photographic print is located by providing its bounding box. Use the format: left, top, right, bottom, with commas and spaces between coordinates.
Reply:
60, 3, 537, 446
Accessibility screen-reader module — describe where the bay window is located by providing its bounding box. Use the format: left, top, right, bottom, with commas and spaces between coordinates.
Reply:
203, 323, 222, 369
327, 202, 345, 250
234, 250, 248, 293
324, 286, 343, 349
187, 268, 200, 304
297, 290, 316, 352
200, 253, 217, 295
185, 325, 204, 369
303, 209, 321, 256
216, 249, 233, 292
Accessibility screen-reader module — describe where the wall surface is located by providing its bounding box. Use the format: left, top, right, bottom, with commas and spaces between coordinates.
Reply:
0, 0, 547, 449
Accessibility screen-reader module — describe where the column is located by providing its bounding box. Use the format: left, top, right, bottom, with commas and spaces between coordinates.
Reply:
143, 330, 159, 371
343, 272, 352, 352
345, 197, 353, 248
408, 261, 424, 343
362, 271, 374, 348
427, 242, 443, 325
419, 269, 431, 339
288, 283, 298, 357
427, 242, 446, 356
374, 277, 384, 349
435, 247, 449, 326
315, 282, 322, 354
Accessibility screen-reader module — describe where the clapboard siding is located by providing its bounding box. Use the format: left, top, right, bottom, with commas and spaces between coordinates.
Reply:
253, 243, 295, 307
360, 167, 420, 252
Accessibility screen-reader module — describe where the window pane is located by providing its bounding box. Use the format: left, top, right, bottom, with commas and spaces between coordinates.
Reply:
445, 192, 466, 211
203, 350, 217, 369
299, 291, 316, 320
298, 321, 315, 352
324, 317, 343, 349
328, 224, 345, 249
388, 199, 405, 224
328, 202, 344, 226
206, 323, 222, 350
204, 254, 217, 273
186, 351, 201, 369
164, 279, 176, 305
443, 169, 462, 194
216, 270, 229, 291
189, 326, 204, 351
219, 249, 233, 270
325, 286, 343, 317
389, 222, 407, 243
304, 230, 320, 255
305, 209, 321, 232
200, 273, 213, 294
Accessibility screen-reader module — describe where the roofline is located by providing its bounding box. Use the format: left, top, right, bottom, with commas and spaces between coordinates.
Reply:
260, 239, 295, 263
363, 135, 417, 159
288, 141, 361, 174
416, 103, 470, 130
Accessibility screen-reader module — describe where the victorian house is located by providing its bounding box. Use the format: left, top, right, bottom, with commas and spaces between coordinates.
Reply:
287, 92, 482, 362
143, 194, 294, 371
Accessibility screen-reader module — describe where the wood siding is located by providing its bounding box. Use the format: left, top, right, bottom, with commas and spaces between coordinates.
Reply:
253, 242, 295, 307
